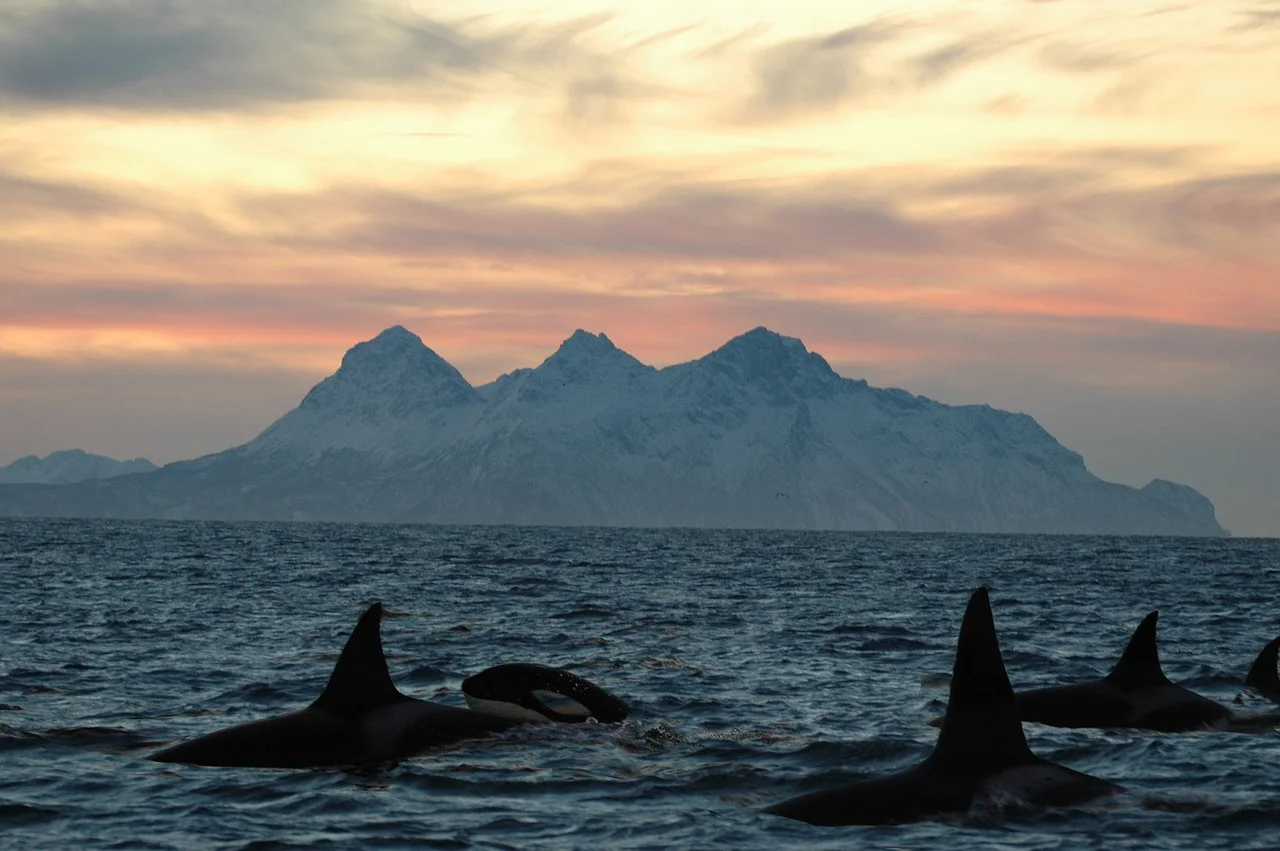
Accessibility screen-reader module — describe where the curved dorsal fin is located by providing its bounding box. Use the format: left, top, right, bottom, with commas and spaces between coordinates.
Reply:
929, 587, 1034, 769
310, 603, 407, 719
1105, 611, 1170, 688
1245, 635, 1280, 700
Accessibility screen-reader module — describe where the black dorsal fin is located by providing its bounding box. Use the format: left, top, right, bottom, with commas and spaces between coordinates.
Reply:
310, 603, 407, 719
1105, 611, 1170, 688
929, 587, 1034, 769
1245, 635, 1280, 700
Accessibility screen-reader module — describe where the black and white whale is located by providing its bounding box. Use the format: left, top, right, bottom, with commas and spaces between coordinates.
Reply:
461, 663, 629, 723
764, 587, 1122, 826
1014, 611, 1236, 732
1243, 634, 1280, 704
149, 604, 617, 768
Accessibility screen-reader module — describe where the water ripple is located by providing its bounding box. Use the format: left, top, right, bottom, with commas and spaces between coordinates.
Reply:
1, 519, 1279, 849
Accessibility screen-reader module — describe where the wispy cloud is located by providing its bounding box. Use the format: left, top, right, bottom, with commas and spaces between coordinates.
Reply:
0, 0, 618, 111
5, 143, 1277, 330
295, 182, 947, 261
3, 158, 1276, 395
238, 157, 1280, 279
1036, 40, 1149, 74
1232, 2, 1280, 31
0, 171, 139, 218
738, 19, 911, 120
907, 31, 1026, 86
735, 17, 1040, 122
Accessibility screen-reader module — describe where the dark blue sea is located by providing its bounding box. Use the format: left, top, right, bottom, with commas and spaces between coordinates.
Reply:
2, 520, 1279, 849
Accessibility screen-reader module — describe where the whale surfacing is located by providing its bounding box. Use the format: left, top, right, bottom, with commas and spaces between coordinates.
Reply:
764, 587, 1121, 826
1015, 612, 1233, 732
461, 663, 629, 723
149, 604, 521, 768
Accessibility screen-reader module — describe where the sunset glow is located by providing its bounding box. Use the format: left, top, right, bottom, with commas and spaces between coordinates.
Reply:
2, 0, 1278, 533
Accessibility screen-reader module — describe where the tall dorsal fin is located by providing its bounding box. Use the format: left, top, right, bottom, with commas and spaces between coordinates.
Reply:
929, 587, 1034, 769
1105, 611, 1170, 688
1245, 635, 1280, 699
310, 603, 407, 719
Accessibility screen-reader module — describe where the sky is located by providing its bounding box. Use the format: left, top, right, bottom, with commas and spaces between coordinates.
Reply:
1, 0, 1278, 535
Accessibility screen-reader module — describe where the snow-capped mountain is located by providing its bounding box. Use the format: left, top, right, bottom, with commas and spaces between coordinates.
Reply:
0, 326, 1225, 535
0, 450, 156, 485
249, 325, 482, 459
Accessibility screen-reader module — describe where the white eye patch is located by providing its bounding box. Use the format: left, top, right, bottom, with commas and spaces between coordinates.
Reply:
463, 695, 552, 723
531, 690, 592, 718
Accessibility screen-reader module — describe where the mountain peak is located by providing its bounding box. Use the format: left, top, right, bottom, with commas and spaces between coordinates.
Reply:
293, 327, 479, 417
555, 329, 620, 357
348, 325, 429, 361
722, 326, 807, 354
372, 324, 419, 342
741, 325, 784, 342
335, 327, 456, 379
535, 330, 650, 380
702, 327, 838, 389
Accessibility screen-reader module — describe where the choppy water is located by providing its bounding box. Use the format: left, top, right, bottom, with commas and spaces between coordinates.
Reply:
2, 519, 1279, 850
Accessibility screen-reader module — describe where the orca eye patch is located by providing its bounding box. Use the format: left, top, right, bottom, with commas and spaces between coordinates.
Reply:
531, 690, 593, 718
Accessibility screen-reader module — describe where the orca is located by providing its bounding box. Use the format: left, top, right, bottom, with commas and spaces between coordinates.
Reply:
1243, 634, 1280, 704
149, 603, 526, 768
461, 663, 629, 724
1014, 612, 1235, 732
764, 587, 1121, 826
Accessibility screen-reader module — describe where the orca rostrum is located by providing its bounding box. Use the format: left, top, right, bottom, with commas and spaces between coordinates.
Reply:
765, 587, 1122, 826
149, 604, 526, 768
461, 663, 629, 724
1015, 612, 1236, 732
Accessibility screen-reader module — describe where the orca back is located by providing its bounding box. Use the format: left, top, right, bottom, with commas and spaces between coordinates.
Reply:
148, 709, 362, 768
1017, 610, 1235, 732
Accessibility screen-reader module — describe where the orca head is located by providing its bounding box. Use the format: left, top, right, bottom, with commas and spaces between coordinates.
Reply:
461, 663, 629, 724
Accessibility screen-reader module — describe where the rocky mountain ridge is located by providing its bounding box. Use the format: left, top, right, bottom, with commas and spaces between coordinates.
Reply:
0, 450, 156, 485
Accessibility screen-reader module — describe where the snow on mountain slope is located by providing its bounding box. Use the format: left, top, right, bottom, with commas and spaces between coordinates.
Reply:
479, 330, 657, 421
248, 326, 483, 459
0, 326, 1226, 535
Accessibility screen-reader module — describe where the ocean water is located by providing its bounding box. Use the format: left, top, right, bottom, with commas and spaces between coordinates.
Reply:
2, 519, 1279, 850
